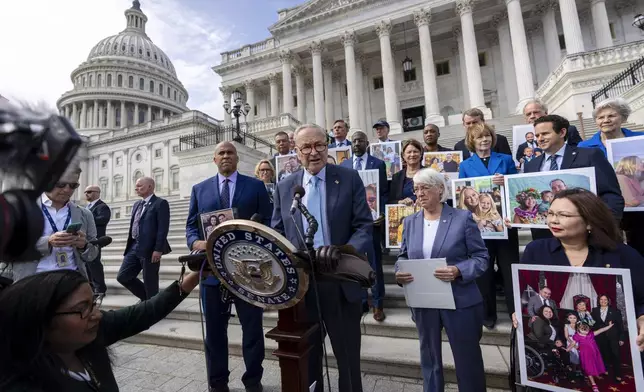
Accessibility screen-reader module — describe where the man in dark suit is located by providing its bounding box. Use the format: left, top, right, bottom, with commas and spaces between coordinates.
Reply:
117, 177, 171, 301
84, 185, 111, 294
526, 286, 558, 323
328, 119, 352, 148
273, 124, 372, 392
515, 131, 538, 162
525, 115, 624, 239
340, 130, 388, 321
186, 141, 271, 392
523, 99, 582, 146
423, 123, 450, 152
272, 131, 294, 182
453, 108, 512, 159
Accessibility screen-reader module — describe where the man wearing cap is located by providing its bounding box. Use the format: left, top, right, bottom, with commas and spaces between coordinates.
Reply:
373, 120, 394, 143
328, 119, 352, 148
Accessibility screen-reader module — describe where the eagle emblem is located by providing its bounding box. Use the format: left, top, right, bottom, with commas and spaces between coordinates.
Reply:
231, 257, 281, 291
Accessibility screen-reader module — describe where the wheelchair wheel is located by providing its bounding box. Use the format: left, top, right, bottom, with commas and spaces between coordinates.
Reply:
524, 345, 545, 378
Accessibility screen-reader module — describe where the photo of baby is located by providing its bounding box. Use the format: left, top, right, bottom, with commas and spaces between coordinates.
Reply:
452, 176, 508, 239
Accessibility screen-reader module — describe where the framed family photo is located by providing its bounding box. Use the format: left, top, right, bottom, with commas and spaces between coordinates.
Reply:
328, 146, 352, 165
275, 154, 301, 182
606, 135, 644, 211
504, 168, 597, 228
358, 169, 380, 220
384, 204, 420, 248
422, 151, 463, 174
452, 176, 508, 239
512, 264, 644, 392
369, 141, 402, 180
200, 208, 235, 240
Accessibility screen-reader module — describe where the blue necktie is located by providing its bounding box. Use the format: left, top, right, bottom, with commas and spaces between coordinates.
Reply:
354, 157, 362, 171
306, 176, 325, 248
220, 179, 230, 209
549, 155, 559, 171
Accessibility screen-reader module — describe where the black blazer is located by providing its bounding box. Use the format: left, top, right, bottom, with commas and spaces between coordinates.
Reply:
89, 199, 111, 238
389, 168, 416, 204
124, 195, 171, 257
454, 134, 512, 160
529, 317, 556, 344
566, 125, 582, 147
524, 145, 624, 221
591, 306, 625, 341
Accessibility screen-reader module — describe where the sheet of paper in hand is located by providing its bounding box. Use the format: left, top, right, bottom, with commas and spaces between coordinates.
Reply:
200, 208, 235, 240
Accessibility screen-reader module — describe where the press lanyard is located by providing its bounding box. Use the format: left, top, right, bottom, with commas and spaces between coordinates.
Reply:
42, 204, 71, 232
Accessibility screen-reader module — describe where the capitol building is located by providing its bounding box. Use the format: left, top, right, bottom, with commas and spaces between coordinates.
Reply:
59, 0, 644, 218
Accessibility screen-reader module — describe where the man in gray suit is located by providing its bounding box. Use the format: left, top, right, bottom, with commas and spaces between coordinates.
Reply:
527, 286, 559, 323
272, 123, 373, 392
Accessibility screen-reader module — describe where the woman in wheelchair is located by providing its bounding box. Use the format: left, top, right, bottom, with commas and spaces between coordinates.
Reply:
528, 305, 558, 344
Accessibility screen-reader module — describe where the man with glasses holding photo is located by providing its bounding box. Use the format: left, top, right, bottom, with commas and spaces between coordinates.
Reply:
7, 165, 99, 282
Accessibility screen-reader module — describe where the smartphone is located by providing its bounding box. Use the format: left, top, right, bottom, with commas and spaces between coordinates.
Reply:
66, 222, 82, 234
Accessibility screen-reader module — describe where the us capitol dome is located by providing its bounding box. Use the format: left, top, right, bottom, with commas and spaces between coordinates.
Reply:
57, 0, 189, 136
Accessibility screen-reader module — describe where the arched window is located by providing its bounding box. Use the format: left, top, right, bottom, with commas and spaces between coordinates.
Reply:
130, 45, 134, 53
121, 44, 126, 52
139, 78, 144, 90
88, 75, 93, 87
133, 170, 144, 189
128, 76, 134, 88
139, 48, 142, 55
117, 74, 123, 87
147, 50, 150, 57
159, 83, 163, 95
107, 74, 112, 87
97, 74, 102, 87
149, 80, 154, 93
154, 53, 158, 60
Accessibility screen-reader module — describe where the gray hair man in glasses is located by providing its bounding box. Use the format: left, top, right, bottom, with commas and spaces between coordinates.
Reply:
6, 165, 99, 282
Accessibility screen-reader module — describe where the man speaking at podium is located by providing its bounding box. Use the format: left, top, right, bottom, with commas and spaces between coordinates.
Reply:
272, 124, 373, 392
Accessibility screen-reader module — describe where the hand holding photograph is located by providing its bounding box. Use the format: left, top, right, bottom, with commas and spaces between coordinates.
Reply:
606, 134, 644, 211
452, 176, 508, 239
385, 204, 420, 248
275, 154, 302, 182
200, 208, 235, 240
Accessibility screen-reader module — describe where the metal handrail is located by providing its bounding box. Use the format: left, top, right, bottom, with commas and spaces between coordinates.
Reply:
591, 56, 644, 107
179, 124, 274, 155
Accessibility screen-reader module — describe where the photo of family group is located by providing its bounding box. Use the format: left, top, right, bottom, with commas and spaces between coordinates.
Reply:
275, 154, 302, 182
370, 141, 402, 180
504, 168, 597, 228
384, 204, 420, 248
200, 208, 235, 239
328, 146, 351, 165
606, 134, 644, 211
452, 176, 508, 239
358, 169, 381, 220
512, 264, 643, 392
513, 124, 544, 171
423, 151, 463, 173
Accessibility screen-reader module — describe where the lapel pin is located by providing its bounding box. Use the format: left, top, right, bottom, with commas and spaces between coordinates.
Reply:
605, 264, 610, 268
335, 180, 339, 184
442, 220, 447, 223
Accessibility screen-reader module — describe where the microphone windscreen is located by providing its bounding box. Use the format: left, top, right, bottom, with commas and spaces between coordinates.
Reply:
90, 236, 112, 247
292, 185, 306, 198
250, 213, 262, 223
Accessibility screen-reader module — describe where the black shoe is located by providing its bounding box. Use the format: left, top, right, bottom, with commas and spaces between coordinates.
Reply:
245, 383, 263, 392
209, 386, 230, 392
483, 319, 496, 330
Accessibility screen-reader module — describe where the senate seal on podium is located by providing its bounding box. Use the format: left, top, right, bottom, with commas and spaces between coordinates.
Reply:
205, 220, 308, 310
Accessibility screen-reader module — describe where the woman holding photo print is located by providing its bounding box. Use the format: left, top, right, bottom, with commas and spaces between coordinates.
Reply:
390, 139, 424, 206
459, 122, 518, 329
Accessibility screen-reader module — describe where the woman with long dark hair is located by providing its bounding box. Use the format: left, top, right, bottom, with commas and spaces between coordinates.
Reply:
592, 294, 625, 382
0, 269, 203, 391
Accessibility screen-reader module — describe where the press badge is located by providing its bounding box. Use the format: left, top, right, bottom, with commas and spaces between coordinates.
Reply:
56, 252, 71, 268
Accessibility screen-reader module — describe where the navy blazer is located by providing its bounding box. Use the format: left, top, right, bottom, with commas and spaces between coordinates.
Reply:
271, 164, 373, 302
397, 206, 489, 309
522, 238, 644, 318
524, 145, 624, 220
329, 140, 352, 148
459, 151, 518, 178
124, 195, 171, 258
340, 154, 389, 213
89, 199, 111, 238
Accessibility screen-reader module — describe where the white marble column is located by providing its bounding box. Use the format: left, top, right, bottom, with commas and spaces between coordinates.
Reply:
360, 63, 370, 131
244, 79, 256, 123
147, 105, 152, 123
452, 29, 469, 112
147, 144, 153, 178
342, 31, 360, 132
493, 12, 519, 114
220, 87, 232, 126
108, 152, 114, 200
87, 157, 94, 190
123, 149, 130, 200
165, 141, 171, 193
414, 9, 444, 126
158, 107, 163, 120
107, 101, 113, 129
375, 20, 401, 133
93, 100, 99, 128
268, 73, 280, 117
355, 52, 366, 131
279, 51, 294, 116
63, 105, 70, 119
323, 59, 336, 130
72, 103, 78, 128
538, 1, 562, 72
590, 0, 612, 49
456, 0, 487, 112
97, 103, 104, 128
558, 0, 585, 54
120, 101, 126, 128
310, 41, 326, 128
134, 103, 139, 125
80, 102, 87, 129
505, 0, 535, 112
293, 66, 307, 122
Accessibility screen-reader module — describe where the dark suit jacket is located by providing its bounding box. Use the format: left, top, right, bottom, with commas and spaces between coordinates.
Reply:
591, 306, 625, 341
521, 238, 644, 318
271, 165, 373, 302
339, 154, 389, 214
328, 140, 352, 148
566, 125, 582, 147
529, 317, 556, 344
524, 145, 624, 220
459, 152, 517, 178
186, 173, 272, 286
515, 140, 539, 161
389, 167, 418, 204
124, 195, 171, 258
89, 199, 111, 238
398, 207, 488, 308
454, 134, 512, 160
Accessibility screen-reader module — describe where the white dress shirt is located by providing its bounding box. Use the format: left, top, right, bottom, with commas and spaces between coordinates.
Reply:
540, 144, 566, 172
421, 218, 440, 259
352, 154, 368, 171
37, 194, 77, 273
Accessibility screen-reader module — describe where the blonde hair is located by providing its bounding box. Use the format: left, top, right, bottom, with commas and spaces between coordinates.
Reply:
477, 193, 501, 221
457, 186, 479, 212
254, 159, 275, 178
615, 156, 639, 177
465, 123, 497, 152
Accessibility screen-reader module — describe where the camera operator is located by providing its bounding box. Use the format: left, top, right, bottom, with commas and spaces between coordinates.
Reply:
4, 165, 99, 282
0, 269, 205, 391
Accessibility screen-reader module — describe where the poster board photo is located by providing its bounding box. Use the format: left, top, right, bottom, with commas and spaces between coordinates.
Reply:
369, 141, 402, 180
606, 134, 644, 211
504, 168, 597, 228
452, 176, 508, 239
328, 146, 352, 165
275, 154, 302, 182
200, 208, 236, 239
422, 151, 463, 174
512, 124, 540, 166
385, 204, 420, 248
512, 264, 644, 392
358, 169, 380, 220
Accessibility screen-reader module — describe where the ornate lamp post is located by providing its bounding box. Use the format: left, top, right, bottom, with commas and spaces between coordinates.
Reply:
223, 89, 251, 143
633, 14, 644, 31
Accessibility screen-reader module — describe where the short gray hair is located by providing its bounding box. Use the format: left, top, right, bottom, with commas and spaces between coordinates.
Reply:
593, 97, 631, 121
523, 99, 548, 114
413, 168, 448, 203
294, 123, 327, 141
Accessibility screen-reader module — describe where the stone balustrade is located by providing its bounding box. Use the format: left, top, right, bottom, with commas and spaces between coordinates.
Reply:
220, 38, 277, 63
243, 113, 301, 138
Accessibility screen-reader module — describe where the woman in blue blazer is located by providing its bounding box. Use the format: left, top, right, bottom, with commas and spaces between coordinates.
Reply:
458, 122, 518, 330
396, 168, 489, 392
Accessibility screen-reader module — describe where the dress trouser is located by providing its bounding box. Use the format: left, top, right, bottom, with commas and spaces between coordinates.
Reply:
596, 333, 621, 378
116, 241, 160, 301
478, 228, 520, 321
363, 224, 385, 309
202, 283, 264, 388
86, 248, 107, 294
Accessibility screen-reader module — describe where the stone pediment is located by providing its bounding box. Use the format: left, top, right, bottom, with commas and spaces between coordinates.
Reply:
270, 0, 378, 33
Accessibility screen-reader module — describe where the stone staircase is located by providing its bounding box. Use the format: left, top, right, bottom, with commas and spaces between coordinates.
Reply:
99, 198, 537, 390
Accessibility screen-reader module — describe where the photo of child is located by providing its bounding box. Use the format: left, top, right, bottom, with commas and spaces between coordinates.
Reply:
452, 176, 508, 239
384, 204, 419, 248
422, 151, 463, 174
606, 135, 644, 211
370, 141, 402, 180
275, 154, 302, 182
200, 208, 235, 239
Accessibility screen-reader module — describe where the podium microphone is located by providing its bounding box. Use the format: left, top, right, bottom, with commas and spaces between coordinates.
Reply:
250, 213, 263, 223
290, 185, 305, 215
89, 236, 112, 248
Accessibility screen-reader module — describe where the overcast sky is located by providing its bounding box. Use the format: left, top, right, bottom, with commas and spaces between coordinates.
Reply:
0, 0, 303, 119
